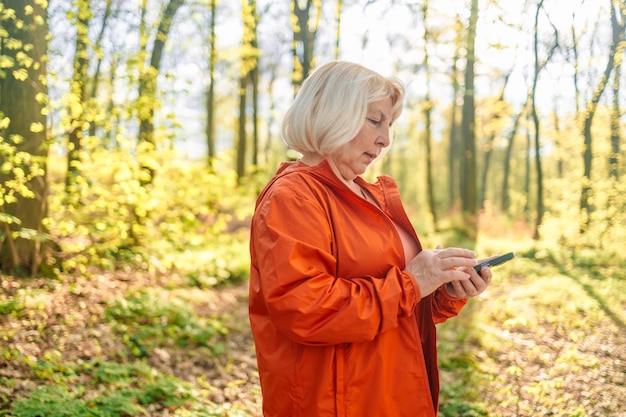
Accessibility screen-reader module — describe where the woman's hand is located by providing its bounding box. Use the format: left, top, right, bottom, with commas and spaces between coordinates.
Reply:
444, 263, 492, 299
404, 246, 477, 298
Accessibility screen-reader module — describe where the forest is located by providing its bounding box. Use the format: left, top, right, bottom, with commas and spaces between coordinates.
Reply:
0, 0, 625, 415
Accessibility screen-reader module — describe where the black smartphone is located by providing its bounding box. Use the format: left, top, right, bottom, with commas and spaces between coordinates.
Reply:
473, 252, 515, 273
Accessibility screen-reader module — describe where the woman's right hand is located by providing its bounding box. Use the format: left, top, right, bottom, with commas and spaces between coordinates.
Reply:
404, 247, 476, 298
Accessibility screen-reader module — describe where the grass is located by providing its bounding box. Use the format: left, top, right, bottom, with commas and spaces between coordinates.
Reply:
436, 238, 626, 416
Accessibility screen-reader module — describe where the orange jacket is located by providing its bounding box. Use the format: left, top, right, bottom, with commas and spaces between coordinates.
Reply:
249, 160, 468, 417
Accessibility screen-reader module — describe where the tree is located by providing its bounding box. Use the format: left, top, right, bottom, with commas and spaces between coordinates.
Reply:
480, 70, 511, 208
578, 0, 624, 233
333, 0, 343, 59
290, 0, 321, 92
237, 0, 259, 182
0, 0, 49, 275
205, 0, 217, 169
608, 33, 622, 181
459, 0, 479, 239
65, 0, 92, 194
500, 96, 527, 212
447, 15, 463, 213
529, 0, 545, 239
136, 0, 185, 181
87, 0, 113, 140
420, 1, 438, 229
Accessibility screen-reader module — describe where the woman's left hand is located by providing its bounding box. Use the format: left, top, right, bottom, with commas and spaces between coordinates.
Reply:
444, 264, 492, 299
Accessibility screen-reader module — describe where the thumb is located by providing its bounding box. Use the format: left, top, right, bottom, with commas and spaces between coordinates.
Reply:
435, 244, 443, 249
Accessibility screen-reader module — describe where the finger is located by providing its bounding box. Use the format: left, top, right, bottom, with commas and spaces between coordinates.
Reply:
459, 277, 478, 296
440, 257, 477, 271
479, 267, 492, 285
448, 279, 467, 297
443, 269, 472, 283
438, 247, 476, 260
469, 273, 487, 293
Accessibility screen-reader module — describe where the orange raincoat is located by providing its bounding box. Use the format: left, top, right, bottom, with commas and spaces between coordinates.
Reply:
249, 159, 468, 417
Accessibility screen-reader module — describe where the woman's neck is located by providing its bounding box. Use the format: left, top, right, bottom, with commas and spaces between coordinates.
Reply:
299, 153, 361, 195
300, 152, 324, 166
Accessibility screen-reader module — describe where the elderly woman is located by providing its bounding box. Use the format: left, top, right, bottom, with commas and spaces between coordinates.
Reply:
249, 61, 492, 417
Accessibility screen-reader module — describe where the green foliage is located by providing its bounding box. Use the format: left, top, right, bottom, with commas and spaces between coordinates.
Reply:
105, 288, 228, 356
47, 144, 254, 284
11, 385, 95, 417
8, 356, 201, 417
0, 297, 23, 315
0, 136, 51, 253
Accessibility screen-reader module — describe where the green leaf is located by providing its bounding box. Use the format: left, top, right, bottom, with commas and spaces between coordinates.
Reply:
16, 227, 51, 242
0, 212, 21, 225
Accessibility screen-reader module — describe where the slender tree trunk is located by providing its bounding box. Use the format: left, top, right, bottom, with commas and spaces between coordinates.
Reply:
531, 1, 544, 240
523, 110, 531, 217
290, 0, 321, 93
500, 98, 526, 212
264, 65, 278, 170
552, 102, 563, 178
237, 0, 259, 181
480, 72, 511, 208
137, 0, 185, 147
421, 1, 438, 229
447, 16, 462, 212
88, 0, 112, 139
250, 5, 260, 168
237, 76, 247, 182
66, 0, 92, 194
334, 0, 343, 59
0, 0, 49, 275
608, 2, 624, 180
579, 0, 622, 233
106, 56, 119, 148
459, 0, 478, 239
206, 0, 217, 169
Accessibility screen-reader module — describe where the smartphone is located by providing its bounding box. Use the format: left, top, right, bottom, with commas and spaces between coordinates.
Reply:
473, 252, 515, 274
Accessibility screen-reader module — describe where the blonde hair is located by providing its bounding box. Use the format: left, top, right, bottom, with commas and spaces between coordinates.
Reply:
281, 61, 405, 156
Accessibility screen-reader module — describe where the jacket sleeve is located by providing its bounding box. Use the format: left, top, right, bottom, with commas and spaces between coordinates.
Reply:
251, 180, 421, 346
431, 286, 468, 324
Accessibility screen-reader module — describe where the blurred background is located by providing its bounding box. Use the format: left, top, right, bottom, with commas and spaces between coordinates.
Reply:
1, 0, 625, 415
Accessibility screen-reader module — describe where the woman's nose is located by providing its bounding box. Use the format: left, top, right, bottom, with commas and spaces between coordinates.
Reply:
377, 128, 390, 147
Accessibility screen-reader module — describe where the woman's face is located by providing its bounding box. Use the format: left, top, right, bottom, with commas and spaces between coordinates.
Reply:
329, 98, 393, 181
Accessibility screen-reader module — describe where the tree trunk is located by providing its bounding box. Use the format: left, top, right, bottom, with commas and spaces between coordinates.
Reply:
236, 0, 259, 182
206, 0, 217, 169
66, 0, 92, 194
0, 0, 49, 276
250, 7, 260, 168
447, 16, 462, 212
137, 0, 185, 182
237, 76, 247, 182
552, 102, 563, 178
334, 0, 343, 59
579, 0, 622, 233
459, 0, 478, 239
500, 99, 525, 212
480, 72, 510, 208
291, 0, 321, 92
523, 109, 531, 217
421, 1, 438, 229
88, 0, 113, 139
531, 1, 544, 240
608, 2, 624, 181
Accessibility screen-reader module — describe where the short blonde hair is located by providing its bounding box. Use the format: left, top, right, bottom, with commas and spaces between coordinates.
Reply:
282, 61, 405, 156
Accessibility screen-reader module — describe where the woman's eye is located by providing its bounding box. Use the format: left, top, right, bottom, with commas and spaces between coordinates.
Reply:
367, 118, 381, 125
